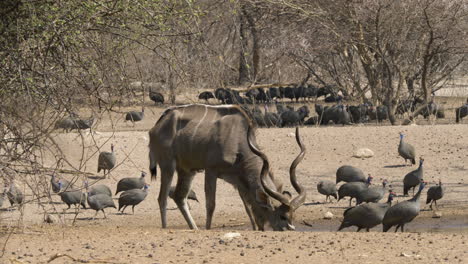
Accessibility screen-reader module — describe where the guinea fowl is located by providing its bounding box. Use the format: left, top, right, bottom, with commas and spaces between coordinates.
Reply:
84, 181, 112, 197
317, 180, 338, 203
168, 186, 199, 202
118, 184, 149, 214
426, 179, 444, 210
51, 174, 73, 193
58, 181, 86, 209
338, 191, 396, 232
86, 184, 116, 219
398, 132, 416, 165
125, 108, 144, 124
403, 158, 424, 196
97, 144, 116, 177
338, 175, 373, 207
115, 172, 146, 195
7, 183, 24, 207
336, 165, 366, 184
356, 179, 388, 204
383, 181, 426, 232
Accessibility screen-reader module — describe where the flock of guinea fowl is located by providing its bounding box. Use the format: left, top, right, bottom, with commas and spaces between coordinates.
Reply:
318, 132, 444, 232
1, 106, 444, 233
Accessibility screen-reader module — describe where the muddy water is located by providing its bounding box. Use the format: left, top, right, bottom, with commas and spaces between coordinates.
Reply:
214, 215, 468, 233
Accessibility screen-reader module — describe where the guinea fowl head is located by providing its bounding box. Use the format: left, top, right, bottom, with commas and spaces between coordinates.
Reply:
387, 191, 396, 203
366, 174, 373, 184
382, 179, 388, 187
111, 144, 115, 152
419, 181, 427, 191
141, 171, 146, 178
419, 158, 424, 166
399, 132, 404, 140
143, 184, 150, 191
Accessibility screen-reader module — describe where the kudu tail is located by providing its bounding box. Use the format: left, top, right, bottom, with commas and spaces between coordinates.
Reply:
149, 146, 158, 181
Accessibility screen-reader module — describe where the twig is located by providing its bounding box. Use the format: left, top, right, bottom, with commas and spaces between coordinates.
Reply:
303, 220, 313, 227
47, 253, 123, 263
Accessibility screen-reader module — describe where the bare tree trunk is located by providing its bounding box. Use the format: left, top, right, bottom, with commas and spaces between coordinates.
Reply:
420, 7, 435, 103
243, 7, 259, 83
238, 6, 249, 85
168, 70, 176, 104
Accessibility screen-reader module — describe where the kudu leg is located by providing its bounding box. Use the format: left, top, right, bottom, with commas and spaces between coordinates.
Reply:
205, 172, 217, 230
239, 191, 257, 230
174, 169, 198, 230
158, 166, 175, 228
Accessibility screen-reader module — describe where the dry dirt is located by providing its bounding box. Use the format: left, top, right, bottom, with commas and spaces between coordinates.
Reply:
1, 103, 468, 264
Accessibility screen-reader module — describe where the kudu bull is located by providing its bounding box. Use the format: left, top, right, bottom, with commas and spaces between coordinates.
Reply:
148, 104, 306, 231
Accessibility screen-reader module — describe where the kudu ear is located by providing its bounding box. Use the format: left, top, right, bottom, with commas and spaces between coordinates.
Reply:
256, 189, 274, 210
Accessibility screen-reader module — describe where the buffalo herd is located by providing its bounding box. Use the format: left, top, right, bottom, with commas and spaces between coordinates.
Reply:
147, 85, 467, 126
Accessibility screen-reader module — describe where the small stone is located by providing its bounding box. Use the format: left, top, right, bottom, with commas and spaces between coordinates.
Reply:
323, 212, 333, 220
44, 214, 57, 224
432, 211, 442, 218
223, 232, 241, 240
353, 148, 374, 158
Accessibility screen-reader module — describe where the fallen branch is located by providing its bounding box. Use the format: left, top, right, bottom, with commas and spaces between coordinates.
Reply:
47, 253, 123, 263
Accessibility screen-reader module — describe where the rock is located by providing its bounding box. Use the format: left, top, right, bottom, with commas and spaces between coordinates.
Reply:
44, 214, 57, 224
323, 211, 333, 220
223, 232, 241, 240
287, 132, 295, 137
432, 211, 442, 218
353, 148, 374, 158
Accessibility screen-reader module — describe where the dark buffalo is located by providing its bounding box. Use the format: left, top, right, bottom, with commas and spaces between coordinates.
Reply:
283, 86, 296, 101
367, 105, 389, 122
324, 95, 343, 103
348, 104, 369, 123
280, 105, 310, 127
316, 104, 351, 125
455, 104, 468, 123
268, 87, 282, 100
149, 91, 165, 104
215, 88, 229, 104
198, 91, 215, 102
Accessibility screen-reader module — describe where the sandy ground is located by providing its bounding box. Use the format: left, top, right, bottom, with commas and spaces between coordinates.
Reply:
1, 102, 468, 264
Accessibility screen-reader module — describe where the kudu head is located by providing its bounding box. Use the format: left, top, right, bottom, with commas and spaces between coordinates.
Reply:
247, 126, 307, 231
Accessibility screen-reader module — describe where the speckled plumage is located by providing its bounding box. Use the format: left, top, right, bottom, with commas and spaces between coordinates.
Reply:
98, 144, 116, 176
383, 182, 426, 232
118, 185, 149, 214
336, 165, 366, 184
426, 180, 444, 210
87, 193, 116, 219
356, 179, 388, 204
398, 133, 416, 165
317, 180, 338, 202
338, 176, 372, 207
339, 192, 395, 232
115, 172, 146, 195
403, 159, 424, 195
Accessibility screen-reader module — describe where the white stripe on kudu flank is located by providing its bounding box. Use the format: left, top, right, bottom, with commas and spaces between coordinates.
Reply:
190, 105, 208, 153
